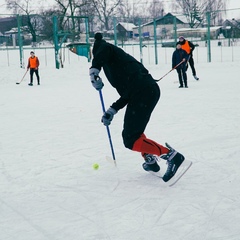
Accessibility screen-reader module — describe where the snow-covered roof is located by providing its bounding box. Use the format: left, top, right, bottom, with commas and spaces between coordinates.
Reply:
132, 12, 188, 29
5, 28, 18, 34
117, 22, 136, 31
175, 14, 188, 24
223, 19, 240, 29
177, 26, 222, 33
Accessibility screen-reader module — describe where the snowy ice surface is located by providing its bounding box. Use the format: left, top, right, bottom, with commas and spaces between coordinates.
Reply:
0, 44, 240, 240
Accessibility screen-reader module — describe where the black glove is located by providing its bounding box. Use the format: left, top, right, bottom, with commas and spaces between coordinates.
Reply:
89, 68, 104, 91
101, 107, 117, 126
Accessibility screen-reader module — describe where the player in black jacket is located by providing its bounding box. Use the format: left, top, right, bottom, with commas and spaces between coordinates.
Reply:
172, 43, 188, 88
89, 33, 186, 182
178, 36, 199, 80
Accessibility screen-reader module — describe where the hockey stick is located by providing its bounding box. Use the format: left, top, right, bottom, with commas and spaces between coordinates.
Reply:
155, 60, 185, 82
16, 69, 29, 84
99, 90, 117, 165
186, 54, 191, 65
173, 56, 190, 84
185, 55, 191, 71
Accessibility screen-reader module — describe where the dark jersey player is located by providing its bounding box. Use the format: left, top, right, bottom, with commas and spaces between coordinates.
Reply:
89, 32, 186, 182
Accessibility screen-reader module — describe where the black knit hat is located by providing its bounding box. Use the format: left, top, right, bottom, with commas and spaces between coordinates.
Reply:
94, 32, 103, 40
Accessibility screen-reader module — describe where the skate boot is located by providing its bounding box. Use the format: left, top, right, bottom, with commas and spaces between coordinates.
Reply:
142, 154, 160, 173
160, 143, 185, 182
193, 75, 199, 80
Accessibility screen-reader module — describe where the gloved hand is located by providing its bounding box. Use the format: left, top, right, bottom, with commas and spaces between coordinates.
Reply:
101, 107, 117, 126
89, 68, 104, 90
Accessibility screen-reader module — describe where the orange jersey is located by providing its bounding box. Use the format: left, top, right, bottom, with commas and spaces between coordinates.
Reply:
27, 56, 39, 69
181, 40, 191, 54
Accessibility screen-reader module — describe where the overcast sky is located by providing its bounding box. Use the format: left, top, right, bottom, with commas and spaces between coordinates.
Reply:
0, 0, 240, 18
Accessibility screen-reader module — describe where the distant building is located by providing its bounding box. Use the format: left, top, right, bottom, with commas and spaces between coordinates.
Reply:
0, 17, 17, 45
132, 13, 188, 40
105, 22, 136, 41
116, 22, 136, 39
222, 18, 240, 38
177, 26, 222, 40
0, 31, 9, 45
0, 16, 17, 33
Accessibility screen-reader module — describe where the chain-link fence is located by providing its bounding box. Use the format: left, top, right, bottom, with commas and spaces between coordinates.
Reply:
0, 8, 240, 68
99, 9, 240, 65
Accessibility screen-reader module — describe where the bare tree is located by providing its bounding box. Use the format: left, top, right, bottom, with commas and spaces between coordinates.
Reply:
117, 0, 132, 19
148, 0, 165, 19
51, 0, 95, 36
174, 0, 227, 27
6, 0, 38, 45
39, 8, 62, 41
90, 0, 124, 31
53, 0, 74, 31
204, 0, 226, 25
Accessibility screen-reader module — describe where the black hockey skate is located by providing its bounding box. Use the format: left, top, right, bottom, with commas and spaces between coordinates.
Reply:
161, 143, 185, 182
142, 154, 160, 173
193, 75, 199, 80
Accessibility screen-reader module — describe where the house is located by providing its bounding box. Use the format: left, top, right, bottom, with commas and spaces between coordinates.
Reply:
222, 19, 240, 38
0, 16, 17, 33
5, 26, 32, 46
105, 22, 136, 40
177, 26, 222, 40
0, 16, 31, 46
116, 22, 136, 39
132, 13, 188, 40
0, 31, 9, 45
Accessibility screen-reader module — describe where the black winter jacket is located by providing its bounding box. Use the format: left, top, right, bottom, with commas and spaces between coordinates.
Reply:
91, 39, 156, 111
172, 48, 188, 70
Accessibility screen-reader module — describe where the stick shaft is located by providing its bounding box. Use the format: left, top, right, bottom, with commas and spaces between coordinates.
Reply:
99, 90, 116, 161
17, 69, 29, 84
156, 59, 185, 82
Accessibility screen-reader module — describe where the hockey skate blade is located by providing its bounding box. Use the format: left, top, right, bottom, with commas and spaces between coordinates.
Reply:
106, 156, 117, 167
167, 159, 192, 187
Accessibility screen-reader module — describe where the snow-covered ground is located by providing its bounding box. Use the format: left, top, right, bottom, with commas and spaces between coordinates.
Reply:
1, 44, 240, 240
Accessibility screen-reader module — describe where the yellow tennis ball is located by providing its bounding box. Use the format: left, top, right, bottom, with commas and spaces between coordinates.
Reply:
93, 163, 99, 170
